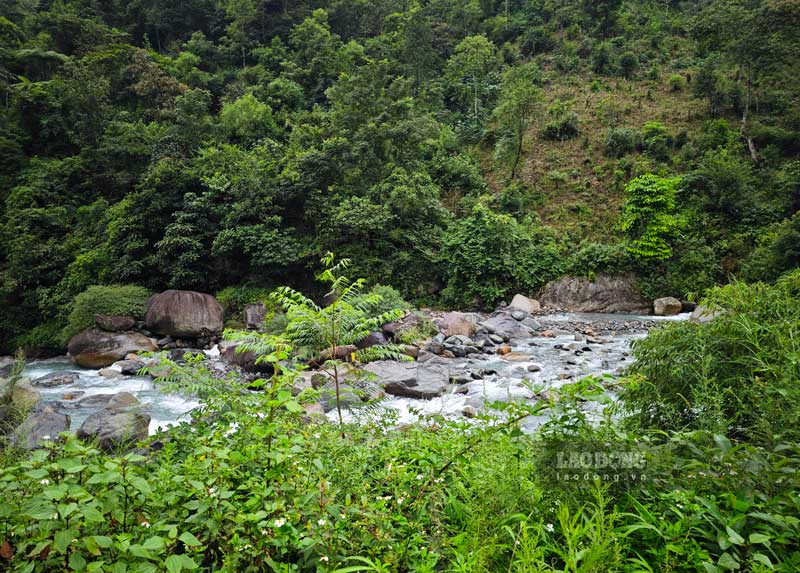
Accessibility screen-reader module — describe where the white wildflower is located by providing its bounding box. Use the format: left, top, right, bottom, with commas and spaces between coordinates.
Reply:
415, 474, 424, 480
274, 518, 286, 528
320, 556, 329, 563
317, 518, 326, 526
141, 520, 150, 528
545, 523, 555, 533
40, 479, 50, 486
397, 497, 405, 506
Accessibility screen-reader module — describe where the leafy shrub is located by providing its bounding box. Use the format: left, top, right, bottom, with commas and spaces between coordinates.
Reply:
63, 285, 151, 340
740, 213, 800, 283
566, 242, 633, 277
353, 284, 411, 317
641, 121, 671, 161
619, 51, 638, 78
541, 100, 579, 141
440, 203, 562, 308
591, 41, 616, 75
621, 270, 800, 443
668, 74, 686, 91
621, 174, 682, 262
12, 322, 64, 357
604, 127, 641, 158
215, 285, 273, 317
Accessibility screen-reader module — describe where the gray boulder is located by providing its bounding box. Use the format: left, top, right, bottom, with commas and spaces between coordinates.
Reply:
539, 274, 650, 314
356, 331, 388, 349
32, 372, 79, 388
221, 343, 274, 374
363, 361, 449, 399
68, 329, 157, 368
690, 305, 721, 324
509, 294, 541, 314
478, 315, 530, 339
76, 392, 150, 451
11, 406, 70, 450
653, 297, 682, 316
145, 290, 224, 338
11, 379, 40, 411
112, 359, 145, 375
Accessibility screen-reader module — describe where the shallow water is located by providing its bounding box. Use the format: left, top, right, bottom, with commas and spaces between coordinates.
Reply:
22, 359, 200, 433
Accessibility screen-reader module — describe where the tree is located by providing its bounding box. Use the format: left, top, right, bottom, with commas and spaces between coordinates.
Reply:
620, 174, 682, 262
445, 34, 501, 132
270, 253, 410, 433
493, 62, 542, 179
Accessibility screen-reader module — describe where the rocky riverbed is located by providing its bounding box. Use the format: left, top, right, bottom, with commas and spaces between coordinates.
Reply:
10, 308, 688, 445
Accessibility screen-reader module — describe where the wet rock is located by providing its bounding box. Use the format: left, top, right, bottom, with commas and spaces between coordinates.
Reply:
488, 334, 504, 345
509, 294, 541, 314
654, 297, 682, 316
382, 312, 426, 339
11, 406, 70, 449
527, 364, 542, 372
72, 394, 116, 409
501, 352, 529, 362
113, 359, 145, 375
356, 331, 388, 349
690, 305, 721, 324
522, 318, 541, 330
574, 333, 585, 342
403, 345, 420, 359
462, 406, 478, 418
68, 329, 158, 369
478, 315, 529, 339
496, 344, 512, 355
145, 290, 224, 338
363, 361, 449, 399
540, 274, 650, 314
511, 310, 526, 321
95, 315, 137, 332
98, 368, 123, 378
221, 343, 274, 375
157, 336, 174, 347
31, 372, 79, 388
76, 392, 150, 451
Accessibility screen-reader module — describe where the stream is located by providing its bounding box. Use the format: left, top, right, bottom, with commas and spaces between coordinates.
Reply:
22, 312, 688, 435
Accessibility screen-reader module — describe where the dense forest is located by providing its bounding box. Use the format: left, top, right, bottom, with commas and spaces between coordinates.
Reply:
1, 0, 799, 352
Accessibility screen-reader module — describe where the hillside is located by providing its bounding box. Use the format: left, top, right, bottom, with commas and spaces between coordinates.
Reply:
1, 0, 799, 355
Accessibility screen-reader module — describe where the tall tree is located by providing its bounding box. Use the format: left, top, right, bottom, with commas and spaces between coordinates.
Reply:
492, 62, 541, 179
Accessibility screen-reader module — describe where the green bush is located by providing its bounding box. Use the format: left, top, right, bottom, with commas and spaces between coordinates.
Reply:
604, 127, 641, 158
353, 284, 411, 317
740, 213, 800, 283
541, 100, 579, 141
12, 321, 64, 357
63, 285, 151, 340
621, 270, 800, 443
215, 286, 273, 317
566, 242, 633, 277
668, 74, 686, 91
440, 203, 562, 308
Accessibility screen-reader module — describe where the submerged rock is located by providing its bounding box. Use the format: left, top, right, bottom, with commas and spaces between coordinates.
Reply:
32, 372, 79, 387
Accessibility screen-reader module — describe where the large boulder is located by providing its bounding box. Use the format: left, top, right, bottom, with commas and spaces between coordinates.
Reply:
478, 315, 530, 340
31, 372, 79, 388
437, 312, 479, 337
508, 294, 541, 314
76, 392, 150, 451
690, 305, 721, 324
221, 343, 274, 375
363, 361, 449, 399
95, 315, 137, 332
0, 356, 15, 378
11, 406, 70, 450
539, 274, 650, 314
145, 290, 224, 338
356, 331, 388, 349
653, 297, 683, 316
68, 329, 157, 369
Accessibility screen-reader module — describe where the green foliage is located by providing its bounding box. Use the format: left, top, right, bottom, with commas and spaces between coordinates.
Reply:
215, 286, 272, 317
604, 127, 641, 158
566, 242, 632, 277
541, 100, 579, 141
620, 174, 681, 262
63, 285, 151, 340
667, 73, 686, 92
440, 203, 562, 308
741, 213, 800, 283
621, 271, 800, 443
492, 63, 542, 179
219, 93, 277, 143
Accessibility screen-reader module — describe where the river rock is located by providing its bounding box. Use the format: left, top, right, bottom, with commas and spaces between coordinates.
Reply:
244, 303, 266, 330
356, 331, 388, 349
0, 356, 16, 378
509, 294, 541, 314
145, 290, 224, 338
382, 312, 426, 340
363, 361, 449, 399
437, 312, 478, 337
95, 315, 137, 332
112, 359, 145, 375
690, 305, 721, 324
68, 328, 158, 368
653, 297, 682, 316
539, 274, 650, 314
76, 392, 150, 451
32, 372, 79, 388
501, 352, 529, 362
478, 315, 530, 339
221, 344, 274, 375
11, 406, 70, 450
11, 379, 40, 411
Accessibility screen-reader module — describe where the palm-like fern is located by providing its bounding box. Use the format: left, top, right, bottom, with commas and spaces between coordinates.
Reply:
270, 253, 412, 432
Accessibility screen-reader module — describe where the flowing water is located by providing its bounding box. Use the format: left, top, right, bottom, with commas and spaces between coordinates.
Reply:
22, 312, 689, 435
